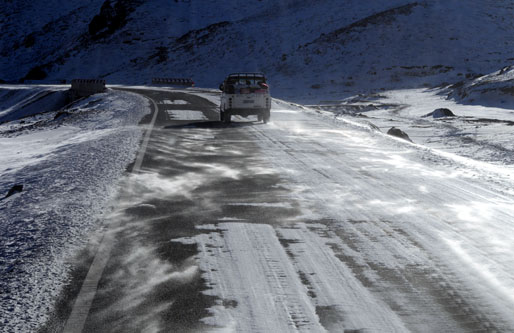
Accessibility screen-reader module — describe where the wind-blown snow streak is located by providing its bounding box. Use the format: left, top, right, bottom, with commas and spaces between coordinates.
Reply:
179, 222, 414, 332
179, 223, 325, 332
276, 224, 409, 332
246, 105, 514, 331
158, 90, 514, 332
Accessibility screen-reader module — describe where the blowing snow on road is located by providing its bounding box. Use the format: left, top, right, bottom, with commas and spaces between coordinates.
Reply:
0, 86, 504, 332
3, 1, 514, 332
171, 93, 514, 332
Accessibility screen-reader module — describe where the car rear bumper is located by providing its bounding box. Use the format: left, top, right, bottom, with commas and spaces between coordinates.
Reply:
225, 108, 269, 116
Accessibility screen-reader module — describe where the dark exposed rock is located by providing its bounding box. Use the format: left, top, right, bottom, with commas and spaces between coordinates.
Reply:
5, 185, 23, 198
89, 13, 109, 37
500, 86, 514, 96
89, 0, 141, 39
175, 21, 231, 51
387, 126, 412, 142
22, 66, 47, 81
366, 121, 381, 131
305, 2, 422, 47
152, 46, 169, 64
423, 108, 456, 118
54, 111, 71, 120
23, 33, 36, 48
499, 65, 513, 75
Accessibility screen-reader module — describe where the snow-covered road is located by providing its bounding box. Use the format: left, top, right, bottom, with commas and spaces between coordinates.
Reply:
175, 94, 514, 332
3, 86, 514, 332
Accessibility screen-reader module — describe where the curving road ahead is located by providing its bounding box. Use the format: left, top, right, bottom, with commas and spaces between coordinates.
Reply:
46, 87, 514, 332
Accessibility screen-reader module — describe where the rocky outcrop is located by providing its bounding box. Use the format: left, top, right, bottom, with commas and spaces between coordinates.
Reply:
89, 0, 142, 39
5, 185, 23, 199
387, 126, 412, 142
423, 108, 456, 118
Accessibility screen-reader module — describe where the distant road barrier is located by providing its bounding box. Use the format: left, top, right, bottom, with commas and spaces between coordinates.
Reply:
71, 79, 106, 96
152, 78, 195, 87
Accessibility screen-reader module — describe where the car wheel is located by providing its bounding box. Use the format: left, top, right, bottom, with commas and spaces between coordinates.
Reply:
224, 112, 232, 123
263, 110, 270, 123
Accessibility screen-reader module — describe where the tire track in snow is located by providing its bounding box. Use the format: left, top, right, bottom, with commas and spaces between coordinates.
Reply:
245, 109, 512, 331
277, 224, 409, 332
279, 223, 501, 332
178, 223, 324, 332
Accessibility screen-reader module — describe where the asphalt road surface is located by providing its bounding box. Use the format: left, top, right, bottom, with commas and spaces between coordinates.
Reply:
41, 87, 514, 332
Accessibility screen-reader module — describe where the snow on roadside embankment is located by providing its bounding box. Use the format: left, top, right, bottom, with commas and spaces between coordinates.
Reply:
0, 85, 70, 122
448, 66, 514, 109
0, 87, 149, 332
301, 84, 514, 171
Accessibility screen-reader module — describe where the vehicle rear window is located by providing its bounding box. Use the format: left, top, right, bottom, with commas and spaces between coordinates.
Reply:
225, 74, 268, 94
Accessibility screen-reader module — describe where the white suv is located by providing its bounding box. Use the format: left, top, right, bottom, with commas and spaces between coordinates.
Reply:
219, 73, 271, 123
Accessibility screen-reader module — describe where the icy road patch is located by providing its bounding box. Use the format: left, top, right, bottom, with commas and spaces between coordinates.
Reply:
179, 223, 325, 332
160, 99, 190, 105
166, 109, 208, 121
179, 222, 409, 332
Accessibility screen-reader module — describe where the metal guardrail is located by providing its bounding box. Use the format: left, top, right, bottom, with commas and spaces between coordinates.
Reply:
71, 79, 106, 96
152, 78, 194, 86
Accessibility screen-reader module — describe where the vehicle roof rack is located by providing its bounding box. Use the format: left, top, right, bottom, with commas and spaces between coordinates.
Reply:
227, 72, 266, 78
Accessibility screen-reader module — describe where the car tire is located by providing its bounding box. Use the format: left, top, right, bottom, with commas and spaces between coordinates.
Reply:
224, 112, 232, 123
263, 109, 270, 123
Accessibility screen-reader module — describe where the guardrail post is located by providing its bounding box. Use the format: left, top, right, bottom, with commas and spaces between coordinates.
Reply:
70, 79, 106, 97
151, 77, 194, 87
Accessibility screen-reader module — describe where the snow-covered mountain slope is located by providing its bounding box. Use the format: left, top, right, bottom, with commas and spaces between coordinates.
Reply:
1, 0, 513, 102
448, 65, 514, 108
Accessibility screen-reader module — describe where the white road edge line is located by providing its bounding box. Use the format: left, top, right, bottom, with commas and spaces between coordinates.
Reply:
63, 94, 159, 333
132, 97, 159, 172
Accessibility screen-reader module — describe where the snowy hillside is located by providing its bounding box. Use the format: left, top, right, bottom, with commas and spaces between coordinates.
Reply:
447, 65, 514, 108
0, 86, 148, 332
2, 0, 514, 101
